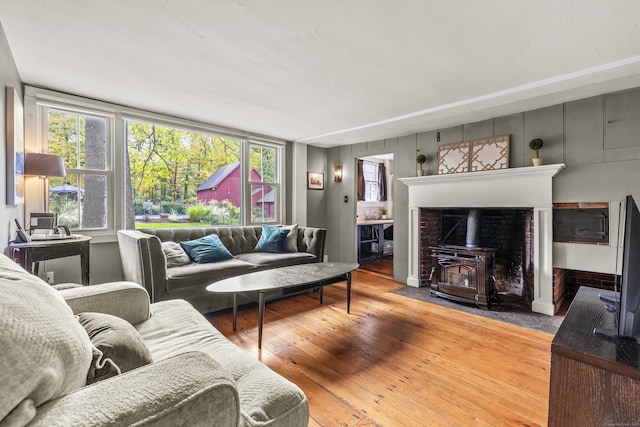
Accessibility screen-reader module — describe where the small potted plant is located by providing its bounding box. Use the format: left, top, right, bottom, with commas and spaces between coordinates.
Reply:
380, 208, 388, 219
416, 154, 427, 176
529, 138, 544, 166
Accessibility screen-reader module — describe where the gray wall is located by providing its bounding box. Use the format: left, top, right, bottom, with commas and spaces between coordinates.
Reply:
306, 144, 328, 230
0, 21, 23, 252
318, 87, 640, 280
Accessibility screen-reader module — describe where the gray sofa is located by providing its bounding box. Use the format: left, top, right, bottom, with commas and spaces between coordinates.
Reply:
117, 225, 326, 313
0, 253, 308, 426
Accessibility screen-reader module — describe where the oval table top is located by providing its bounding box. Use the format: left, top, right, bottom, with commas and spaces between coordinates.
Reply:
206, 261, 359, 294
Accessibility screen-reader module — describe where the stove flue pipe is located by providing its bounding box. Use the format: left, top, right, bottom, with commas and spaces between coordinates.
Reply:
466, 209, 482, 248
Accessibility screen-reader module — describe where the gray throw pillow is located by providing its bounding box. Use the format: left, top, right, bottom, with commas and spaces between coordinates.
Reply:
77, 312, 153, 384
161, 241, 191, 267
282, 224, 299, 252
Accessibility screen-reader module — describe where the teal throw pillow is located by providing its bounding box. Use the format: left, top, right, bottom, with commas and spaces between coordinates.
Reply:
180, 234, 233, 263
255, 225, 288, 253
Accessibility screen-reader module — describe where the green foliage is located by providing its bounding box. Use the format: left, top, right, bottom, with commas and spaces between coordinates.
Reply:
528, 138, 544, 157
168, 209, 181, 222
250, 145, 276, 183
135, 222, 205, 229
210, 200, 240, 225
416, 154, 427, 165
126, 121, 240, 203
186, 204, 212, 222
161, 202, 184, 214
49, 201, 79, 228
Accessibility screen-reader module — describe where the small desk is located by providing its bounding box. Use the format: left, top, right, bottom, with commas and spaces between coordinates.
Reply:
357, 220, 393, 265
9, 236, 91, 285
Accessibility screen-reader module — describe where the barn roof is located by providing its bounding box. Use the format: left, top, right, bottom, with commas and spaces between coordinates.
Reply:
196, 162, 239, 192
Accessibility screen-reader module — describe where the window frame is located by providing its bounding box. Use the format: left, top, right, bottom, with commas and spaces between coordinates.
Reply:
363, 161, 379, 202
24, 85, 287, 241
35, 103, 116, 238
243, 139, 283, 225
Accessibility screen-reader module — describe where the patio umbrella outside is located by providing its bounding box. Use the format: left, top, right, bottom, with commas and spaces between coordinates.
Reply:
49, 183, 84, 199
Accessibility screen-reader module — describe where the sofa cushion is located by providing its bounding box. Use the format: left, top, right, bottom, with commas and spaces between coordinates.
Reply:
161, 241, 191, 267
236, 252, 316, 269
165, 258, 256, 291
180, 234, 234, 263
77, 312, 153, 384
254, 225, 288, 253
137, 299, 309, 427
0, 255, 93, 423
282, 224, 299, 252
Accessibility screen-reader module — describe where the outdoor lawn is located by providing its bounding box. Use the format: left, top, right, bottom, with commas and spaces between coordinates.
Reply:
135, 222, 211, 229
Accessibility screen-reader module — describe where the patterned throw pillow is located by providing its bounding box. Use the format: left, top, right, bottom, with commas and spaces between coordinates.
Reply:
255, 224, 289, 253
180, 234, 233, 263
161, 241, 191, 267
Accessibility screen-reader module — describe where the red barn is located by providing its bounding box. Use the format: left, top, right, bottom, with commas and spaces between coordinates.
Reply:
196, 162, 270, 208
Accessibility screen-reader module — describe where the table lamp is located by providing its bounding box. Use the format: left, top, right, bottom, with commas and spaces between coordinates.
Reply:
24, 153, 66, 210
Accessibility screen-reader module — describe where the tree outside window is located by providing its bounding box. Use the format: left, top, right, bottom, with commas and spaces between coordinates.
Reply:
47, 110, 109, 230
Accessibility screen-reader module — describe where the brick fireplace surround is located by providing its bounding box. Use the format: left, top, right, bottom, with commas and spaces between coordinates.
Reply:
400, 164, 565, 316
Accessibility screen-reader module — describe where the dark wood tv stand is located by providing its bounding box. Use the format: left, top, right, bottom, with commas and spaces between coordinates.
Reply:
549, 286, 640, 426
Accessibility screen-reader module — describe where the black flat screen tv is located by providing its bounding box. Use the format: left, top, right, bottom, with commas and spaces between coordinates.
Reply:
618, 195, 640, 338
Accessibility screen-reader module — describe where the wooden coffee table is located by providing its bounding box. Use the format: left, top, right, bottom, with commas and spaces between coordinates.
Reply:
207, 262, 359, 348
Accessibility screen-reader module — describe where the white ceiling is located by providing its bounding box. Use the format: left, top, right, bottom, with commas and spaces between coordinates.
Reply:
2, 1, 640, 147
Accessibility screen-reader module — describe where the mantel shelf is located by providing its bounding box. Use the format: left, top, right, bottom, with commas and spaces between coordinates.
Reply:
399, 163, 566, 187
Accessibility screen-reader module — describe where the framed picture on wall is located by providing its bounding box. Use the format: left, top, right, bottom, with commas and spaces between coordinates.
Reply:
6, 86, 25, 205
307, 172, 324, 190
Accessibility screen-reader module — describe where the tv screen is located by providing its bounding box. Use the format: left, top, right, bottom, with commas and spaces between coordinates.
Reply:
618, 195, 640, 338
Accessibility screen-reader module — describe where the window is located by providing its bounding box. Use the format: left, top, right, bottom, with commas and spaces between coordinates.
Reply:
126, 120, 244, 227
46, 109, 111, 230
26, 85, 286, 236
248, 143, 279, 223
363, 161, 379, 202
125, 120, 282, 228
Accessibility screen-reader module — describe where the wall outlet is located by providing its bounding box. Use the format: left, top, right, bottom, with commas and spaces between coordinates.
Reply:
46, 272, 55, 284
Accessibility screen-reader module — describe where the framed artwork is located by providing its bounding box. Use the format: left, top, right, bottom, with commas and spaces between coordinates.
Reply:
470, 134, 510, 171
6, 86, 25, 205
438, 134, 510, 174
307, 172, 324, 190
438, 141, 470, 174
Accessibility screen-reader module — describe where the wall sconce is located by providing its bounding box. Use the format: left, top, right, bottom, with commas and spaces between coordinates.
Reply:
334, 165, 343, 182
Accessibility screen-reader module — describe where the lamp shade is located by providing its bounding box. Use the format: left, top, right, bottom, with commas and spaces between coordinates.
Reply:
24, 153, 66, 177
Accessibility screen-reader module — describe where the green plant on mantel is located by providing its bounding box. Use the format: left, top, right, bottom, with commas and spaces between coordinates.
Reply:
416, 154, 427, 176
529, 138, 544, 158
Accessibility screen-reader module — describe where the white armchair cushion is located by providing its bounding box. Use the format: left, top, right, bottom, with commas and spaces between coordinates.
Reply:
0, 255, 92, 424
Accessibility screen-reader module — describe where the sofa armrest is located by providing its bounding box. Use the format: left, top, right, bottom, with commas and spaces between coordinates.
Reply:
117, 230, 167, 302
59, 281, 151, 325
30, 352, 239, 427
298, 226, 326, 262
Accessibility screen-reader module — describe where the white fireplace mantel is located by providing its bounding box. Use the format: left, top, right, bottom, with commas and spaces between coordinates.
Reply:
399, 163, 565, 316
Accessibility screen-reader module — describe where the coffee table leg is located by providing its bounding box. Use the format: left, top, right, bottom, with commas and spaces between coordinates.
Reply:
232, 294, 237, 331
320, 286, 324, 304
258, 292, 265, 349
347, 272, 352, 314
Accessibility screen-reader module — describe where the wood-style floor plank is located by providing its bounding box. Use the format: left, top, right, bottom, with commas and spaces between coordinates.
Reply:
207, 270, 552, 426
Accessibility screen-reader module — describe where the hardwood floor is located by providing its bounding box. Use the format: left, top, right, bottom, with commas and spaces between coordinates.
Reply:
358, 256, 393, 279
206, 270, 552, 426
